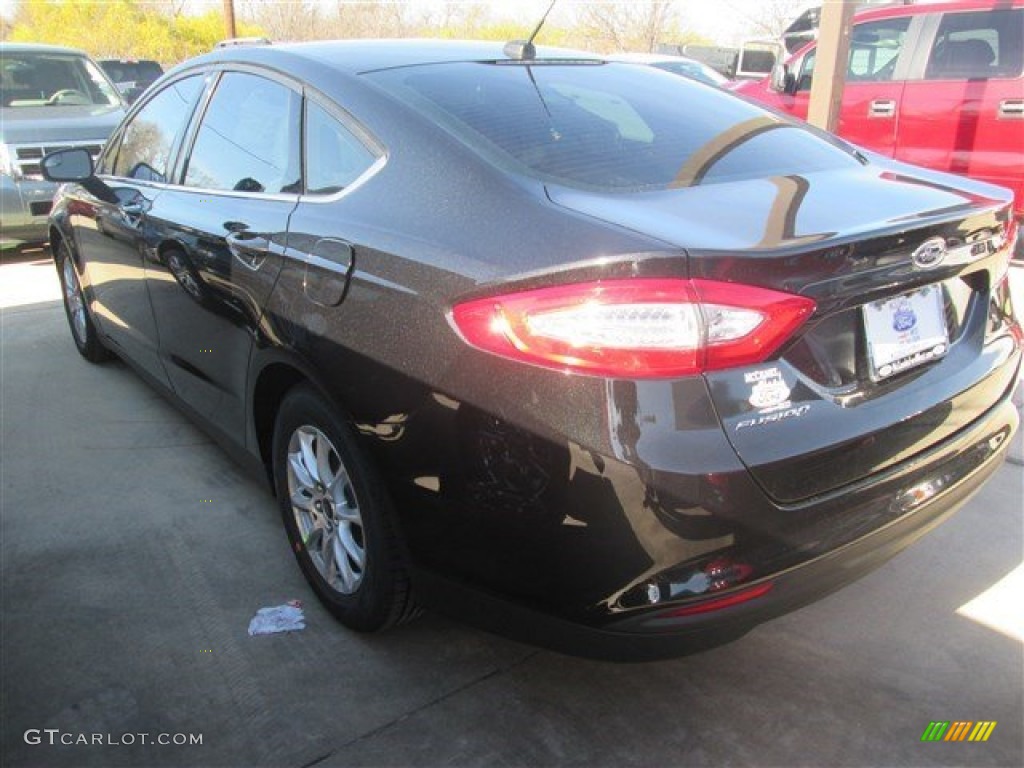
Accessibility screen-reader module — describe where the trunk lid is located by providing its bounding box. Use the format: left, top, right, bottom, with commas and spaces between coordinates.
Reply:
548, 164, 1020, 502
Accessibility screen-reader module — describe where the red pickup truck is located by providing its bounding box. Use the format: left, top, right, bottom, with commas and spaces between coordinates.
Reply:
734, 1, 1023, 255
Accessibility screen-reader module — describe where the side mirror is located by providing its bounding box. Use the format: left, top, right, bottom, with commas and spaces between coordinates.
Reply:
41, 147, 94, 182
770, 63, 791, 93
41, 147, 119, 204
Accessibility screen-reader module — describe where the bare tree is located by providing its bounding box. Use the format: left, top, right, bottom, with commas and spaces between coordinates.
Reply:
243, 0, 324, 42
574, 1, 678, 53
329, 0, 409, 39
416, 2, 488, 34
722, 0, 809, 40
148, 0, 190, 18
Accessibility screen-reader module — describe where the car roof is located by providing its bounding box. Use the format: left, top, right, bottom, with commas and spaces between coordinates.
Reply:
186, 38, 601, 76
0, 42, 90, 56
854, 0, 1023, 23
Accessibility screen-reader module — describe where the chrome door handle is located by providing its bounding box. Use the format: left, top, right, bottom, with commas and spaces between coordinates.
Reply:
226, 229, 270, 271
998, 99, 1024, 119
869, 99, 896, 118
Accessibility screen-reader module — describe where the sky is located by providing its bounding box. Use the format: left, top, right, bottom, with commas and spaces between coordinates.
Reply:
0, 1, 812, 47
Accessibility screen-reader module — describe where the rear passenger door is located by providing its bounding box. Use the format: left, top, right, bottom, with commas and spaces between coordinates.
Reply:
896, 7, 1024, 205
144, 69, 301, 440
279, 95, 383, 314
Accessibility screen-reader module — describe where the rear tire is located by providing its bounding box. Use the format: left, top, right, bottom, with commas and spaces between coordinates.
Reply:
55, 238, 111, 363
272, 385, 417, 631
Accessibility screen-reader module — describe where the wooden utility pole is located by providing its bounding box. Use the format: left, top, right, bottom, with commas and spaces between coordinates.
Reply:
806, 0, 857, 132
222, 0, 237, 39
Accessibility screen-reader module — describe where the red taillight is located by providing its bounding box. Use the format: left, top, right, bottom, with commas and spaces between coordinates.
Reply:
451, 278, 815, 378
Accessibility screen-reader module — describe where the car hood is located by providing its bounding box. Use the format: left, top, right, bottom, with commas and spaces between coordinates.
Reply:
0, 105, 125, 144
545, 161, 1014, 254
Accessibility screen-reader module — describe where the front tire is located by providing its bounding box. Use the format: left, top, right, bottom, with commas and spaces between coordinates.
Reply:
272, 385, 416, 631
56, 238, 111, 363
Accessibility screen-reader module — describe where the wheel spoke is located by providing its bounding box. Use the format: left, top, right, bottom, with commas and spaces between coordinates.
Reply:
288, 451, 315, 490
299, 430, 320, 485
327, 464, 350, 495
338, 523, 365, 569
333, 534, 357, 592
334, 504, 360, 523
321, 528, 339, 585
303, 525, 324, 550
315, 435, 334, 489
290, 488, 314, 512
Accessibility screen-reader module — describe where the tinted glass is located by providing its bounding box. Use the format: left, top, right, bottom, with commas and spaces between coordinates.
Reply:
112, 75, 203, 182
1, 52, 120, 108
926, 9, 1024, 79
369, 62, 859, 191
101, 60, 163, 84
798, 18, 910, 91
652, 61, 727, 86
184, 72, 301, 194
305, 100, 377, 195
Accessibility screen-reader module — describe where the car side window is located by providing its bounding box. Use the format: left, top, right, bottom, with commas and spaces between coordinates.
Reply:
183, 72, 301, 194
110, 75, 203, 181
796, 51, 816, 92
797, 18, 911, 91
925, 9, 1024, 79
305, 100, 377, 195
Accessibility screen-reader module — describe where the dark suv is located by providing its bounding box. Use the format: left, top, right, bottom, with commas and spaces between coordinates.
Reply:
98, 59, 164, 104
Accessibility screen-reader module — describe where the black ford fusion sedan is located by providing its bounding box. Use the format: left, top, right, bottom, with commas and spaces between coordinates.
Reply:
43, 40, 1020, 660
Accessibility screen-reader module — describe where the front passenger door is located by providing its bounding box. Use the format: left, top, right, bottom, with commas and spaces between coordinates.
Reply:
144, 70, 302, 440
77, 74, 205, 386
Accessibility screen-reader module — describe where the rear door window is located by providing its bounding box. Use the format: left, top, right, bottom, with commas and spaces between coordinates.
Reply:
925, 8, 1024, 79
183, 72, 302, 194
304, 99, 378, 195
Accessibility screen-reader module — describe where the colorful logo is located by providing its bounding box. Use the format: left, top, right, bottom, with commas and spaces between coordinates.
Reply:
921, 721, 997, 742
893, 303, 917, 332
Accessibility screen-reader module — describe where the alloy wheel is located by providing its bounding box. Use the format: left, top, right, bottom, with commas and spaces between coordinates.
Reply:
285, 425, 366, 594
62, 253, 88, 345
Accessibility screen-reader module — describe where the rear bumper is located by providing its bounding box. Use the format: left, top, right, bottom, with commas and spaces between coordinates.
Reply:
413, 381, 1018, 661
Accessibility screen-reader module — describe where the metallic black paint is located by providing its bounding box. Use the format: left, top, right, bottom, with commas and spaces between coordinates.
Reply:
47, 40, 1021, 659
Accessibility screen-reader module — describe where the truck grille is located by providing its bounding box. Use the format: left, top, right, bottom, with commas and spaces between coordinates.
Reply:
12, 143, 104, 180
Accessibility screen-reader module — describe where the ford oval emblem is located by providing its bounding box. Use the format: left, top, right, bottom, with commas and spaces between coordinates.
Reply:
912, 237, 947, 269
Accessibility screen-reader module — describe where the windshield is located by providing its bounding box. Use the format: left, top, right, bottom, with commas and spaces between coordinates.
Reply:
369, 62, 860, 192
1, 52, 121, 108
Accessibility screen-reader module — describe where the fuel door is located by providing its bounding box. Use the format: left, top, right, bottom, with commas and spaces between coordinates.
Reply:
303, 238, 355, 307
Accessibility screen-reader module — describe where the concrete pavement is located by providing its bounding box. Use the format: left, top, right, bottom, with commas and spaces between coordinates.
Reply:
1, 258, 1022, 767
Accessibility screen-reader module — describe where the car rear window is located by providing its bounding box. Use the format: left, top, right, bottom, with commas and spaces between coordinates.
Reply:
367, 61, 860, 191
102, 61, 163, 83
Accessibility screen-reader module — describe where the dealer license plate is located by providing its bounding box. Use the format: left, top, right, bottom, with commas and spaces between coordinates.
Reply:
863, 284, 948, 381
